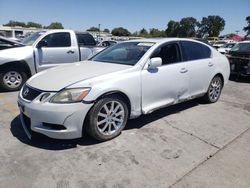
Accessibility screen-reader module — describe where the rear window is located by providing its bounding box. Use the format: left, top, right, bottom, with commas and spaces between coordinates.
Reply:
76, 33, 96, 46
181, 41, 211, 61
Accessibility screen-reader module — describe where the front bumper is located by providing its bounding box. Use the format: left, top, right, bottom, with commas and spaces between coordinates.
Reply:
17, 95, 93, 139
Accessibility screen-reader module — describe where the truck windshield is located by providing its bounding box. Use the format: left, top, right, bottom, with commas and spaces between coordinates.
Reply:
22, 32, 45, 46
91, 42, 154, 65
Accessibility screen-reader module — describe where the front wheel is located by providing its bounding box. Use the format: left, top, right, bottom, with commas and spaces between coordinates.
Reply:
0, 69, 27, 91
85, 95, 129, 141
203, 76, 223, 103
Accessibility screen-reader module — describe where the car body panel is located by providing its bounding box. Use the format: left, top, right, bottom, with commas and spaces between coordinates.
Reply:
141, 60, 189, 113
27, 61, 131, 91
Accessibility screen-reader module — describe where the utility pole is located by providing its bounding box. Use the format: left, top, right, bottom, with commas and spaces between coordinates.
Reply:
98, 24, 101, 42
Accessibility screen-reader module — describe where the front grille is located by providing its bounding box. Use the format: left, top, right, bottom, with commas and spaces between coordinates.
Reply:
22, 84, 42, 101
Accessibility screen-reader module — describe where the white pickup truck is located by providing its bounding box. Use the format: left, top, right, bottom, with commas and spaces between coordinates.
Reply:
0, 30, 105, 91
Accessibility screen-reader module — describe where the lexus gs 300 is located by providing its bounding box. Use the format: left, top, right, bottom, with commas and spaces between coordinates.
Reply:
18, 38, 230, 141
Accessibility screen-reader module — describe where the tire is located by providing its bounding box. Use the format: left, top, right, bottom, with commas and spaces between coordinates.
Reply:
85, 95, 129, 141
0, 68, 27, 91
203, 76, 223, 103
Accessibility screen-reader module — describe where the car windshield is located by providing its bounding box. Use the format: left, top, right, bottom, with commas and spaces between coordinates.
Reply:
230, 43, 250, 52
22, 31, 45, 45
91, 42, 154, 65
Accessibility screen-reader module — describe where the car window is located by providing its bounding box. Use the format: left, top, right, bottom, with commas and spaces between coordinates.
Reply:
151, 43, 181, 65
181, 41, 211, 61
76, 33, 96, 46
91, 42, 154, 65
42, 32, 71, 47
230, 43, 250, 52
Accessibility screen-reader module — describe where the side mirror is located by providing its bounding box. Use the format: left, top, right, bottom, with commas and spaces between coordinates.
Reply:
37, 40, 48, 48
148, 57, 162, 69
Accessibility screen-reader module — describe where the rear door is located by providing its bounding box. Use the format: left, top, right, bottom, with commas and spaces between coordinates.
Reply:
141, 42, 189, 113
76, 33, 97, 60
34, 32, 79, 72
180, 41, 214, 97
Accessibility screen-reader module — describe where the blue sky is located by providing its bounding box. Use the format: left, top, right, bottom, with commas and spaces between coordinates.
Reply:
0, 0, 249, 35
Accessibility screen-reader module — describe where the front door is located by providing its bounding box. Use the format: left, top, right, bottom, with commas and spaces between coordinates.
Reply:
141, 42, 189, 114
34, 32, 78, 72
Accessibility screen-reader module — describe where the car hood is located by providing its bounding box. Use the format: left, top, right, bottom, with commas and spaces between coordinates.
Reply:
0, 46, 32, 62
27, 61, 131, 91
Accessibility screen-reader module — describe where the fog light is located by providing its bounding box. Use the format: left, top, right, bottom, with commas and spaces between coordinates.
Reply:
40, 93, 50, 102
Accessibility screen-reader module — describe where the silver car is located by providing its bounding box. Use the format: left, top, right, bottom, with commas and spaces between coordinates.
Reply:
17, 38, 230, 141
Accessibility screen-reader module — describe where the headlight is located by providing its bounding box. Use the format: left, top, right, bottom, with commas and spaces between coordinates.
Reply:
50, 88, 90, 103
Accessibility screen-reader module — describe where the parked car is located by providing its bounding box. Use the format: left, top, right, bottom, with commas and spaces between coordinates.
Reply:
213, 41, 227, 49
18, 38, 230, 141
218, 42, 237, 54
98, 40, 117, 47
227, 41, 250, 77
0, 30, 105, 91
0, 36, 24, 50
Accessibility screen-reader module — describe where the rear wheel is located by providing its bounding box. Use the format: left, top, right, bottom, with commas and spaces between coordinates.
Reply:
0, 68, 27, 91
203, 76, 223, 103
85, 95, 129, 141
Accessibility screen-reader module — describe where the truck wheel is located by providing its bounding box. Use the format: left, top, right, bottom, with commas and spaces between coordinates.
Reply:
203, 76, 222, 103
85, 95, 129, 141
0, 68, 27, 91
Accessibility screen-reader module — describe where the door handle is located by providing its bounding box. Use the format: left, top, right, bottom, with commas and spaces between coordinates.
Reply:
180, 68, 188, 73
67, 50, 75, 54
208, 62, 214, 67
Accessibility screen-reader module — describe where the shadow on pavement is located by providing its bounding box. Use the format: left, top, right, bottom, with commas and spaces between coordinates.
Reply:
10, 116, 101, 150
125, 100, 199, 130
10, 100, 200, 150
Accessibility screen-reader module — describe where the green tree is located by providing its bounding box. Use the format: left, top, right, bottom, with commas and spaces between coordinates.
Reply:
3, 20, 26, 27
87, 27, 100, 32
103, 28, 110, 33
111, 27, 131, 36
179, 17, 197, 37
45, 22, 64, 29
26, 21, 42, 28
165, 20, 180, 37
149, 28, 165, 37
243, 16, 250, 35
139, 28, 149, 37
197, 15, 225, 37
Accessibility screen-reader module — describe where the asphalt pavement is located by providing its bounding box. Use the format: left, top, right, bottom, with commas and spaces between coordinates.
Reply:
0, 78, 250, 188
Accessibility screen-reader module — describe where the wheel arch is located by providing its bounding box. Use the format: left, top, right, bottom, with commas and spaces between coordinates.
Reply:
95, 90, 132, 117
214, 73, 224, 88
0, 61, 32, 78
82, 90, 132, 138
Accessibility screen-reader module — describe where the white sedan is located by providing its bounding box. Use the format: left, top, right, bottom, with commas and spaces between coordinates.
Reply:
18, 38, 230, 141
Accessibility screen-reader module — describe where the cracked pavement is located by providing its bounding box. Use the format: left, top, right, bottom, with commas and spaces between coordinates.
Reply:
0, 79, 250, 188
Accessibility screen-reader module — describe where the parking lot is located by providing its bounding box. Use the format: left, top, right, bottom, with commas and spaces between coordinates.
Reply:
0, 78, 250, 188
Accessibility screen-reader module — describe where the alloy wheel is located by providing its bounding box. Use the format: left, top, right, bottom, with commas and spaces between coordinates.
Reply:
96, 101, 125, 136
208, 78, 222, 102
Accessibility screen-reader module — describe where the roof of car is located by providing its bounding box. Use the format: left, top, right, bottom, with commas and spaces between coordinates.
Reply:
125, 37, 210, 45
